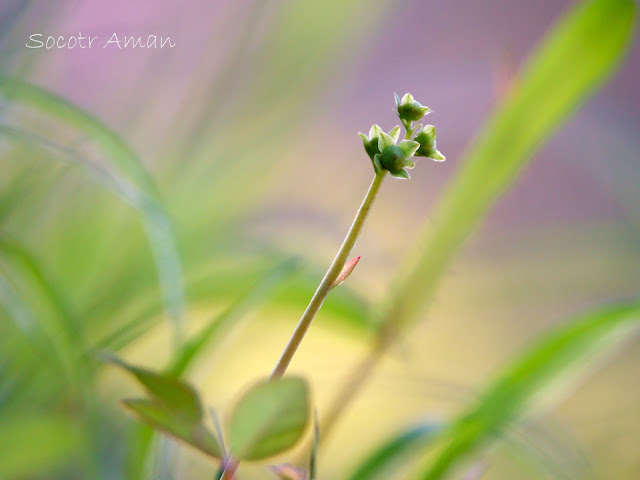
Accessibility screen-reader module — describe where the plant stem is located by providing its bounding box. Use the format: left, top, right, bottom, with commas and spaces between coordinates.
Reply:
270, 170, 387, 379
219, 458, 238, 480
320, 122, 416, 436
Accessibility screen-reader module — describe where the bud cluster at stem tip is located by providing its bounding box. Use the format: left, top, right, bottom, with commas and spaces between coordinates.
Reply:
358, 93, 445, 179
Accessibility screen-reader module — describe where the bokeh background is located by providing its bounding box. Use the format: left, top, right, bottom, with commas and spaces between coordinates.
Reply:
0, 0, 639, 479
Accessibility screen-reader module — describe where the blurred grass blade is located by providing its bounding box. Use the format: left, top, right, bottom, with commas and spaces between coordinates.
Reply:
168, 257, 301, 377
347, 423, 441, 480
0, 239, 80, 372
0, 414, 82, 479
415, 304, 640, 480
310, 411, 319, 480
380, 0, 636, 334
0, 77, 185, 339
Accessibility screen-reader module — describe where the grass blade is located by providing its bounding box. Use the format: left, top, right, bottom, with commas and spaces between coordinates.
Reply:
381, 0, 637, 335
347, 423, 441, 480
414, 304, 640, 480
0, 77, 186, 340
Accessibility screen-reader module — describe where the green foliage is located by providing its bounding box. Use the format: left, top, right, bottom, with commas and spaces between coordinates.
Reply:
378, 0, 637, 336
0, 76, 185, 339
103, 353, 223, 459
107, 353, 310, 465
348, 423, 442, 480
415, 304, 640, 479
0, 414, 82, 479
103, 353, 203, 422
0, 0, 637, 478
229, 377, 310, 461
122, 399, 222, 459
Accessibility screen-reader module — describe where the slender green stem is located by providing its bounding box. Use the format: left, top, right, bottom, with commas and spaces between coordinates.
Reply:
270, 170, 387, 379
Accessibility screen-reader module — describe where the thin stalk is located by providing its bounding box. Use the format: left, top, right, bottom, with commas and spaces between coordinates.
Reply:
320, 121, 415, 436
270, 170, 387, 378
219, 458, 239, 480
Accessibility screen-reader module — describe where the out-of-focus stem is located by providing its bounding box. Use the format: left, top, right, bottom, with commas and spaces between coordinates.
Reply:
219, 458, 239, 480
270, 170, 387, 379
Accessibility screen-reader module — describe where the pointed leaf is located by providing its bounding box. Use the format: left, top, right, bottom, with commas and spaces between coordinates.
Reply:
229, 376, 310, 461
102, 353, 202, 423
122, 399, 222, 459
332, 256, 361, 288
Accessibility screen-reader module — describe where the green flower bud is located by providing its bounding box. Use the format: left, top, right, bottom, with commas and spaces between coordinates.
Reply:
378, 145, 405, 172
373, 138, 420, 179
359, 125, 401, 172
395, 93, 430, 122
358, 125, 401, 159
414, 125, 446, 161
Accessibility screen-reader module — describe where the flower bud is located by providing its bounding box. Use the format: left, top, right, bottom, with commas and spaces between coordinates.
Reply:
373, 136, 420, 179
414, 125, 446, 161
359, 125, 401, 172
395, 93, 430, 122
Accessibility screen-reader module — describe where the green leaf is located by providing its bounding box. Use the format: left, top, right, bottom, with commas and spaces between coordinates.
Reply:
379, 0, 637, 334
229, 376, 310, 461
415, 304, 640, 480
122, 399, 222, 459
0, 77, 186, 340
347, 423, 441, 480
0, 414, 82, 479
102, 353, 202, 423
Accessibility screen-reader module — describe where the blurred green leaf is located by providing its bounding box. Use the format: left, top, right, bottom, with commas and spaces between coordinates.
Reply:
0, 238, 81, 384
0, 414, 81, 478
347, 423, 441, 480
415, 304, 640, 480
229, 376, 310, 461
102, 353, 202, 423
379, 0, 637, 334
0, 77, 185, 338
122, 398, 222, 459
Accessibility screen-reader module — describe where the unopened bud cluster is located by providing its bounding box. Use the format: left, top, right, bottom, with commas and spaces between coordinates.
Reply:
358, 93, 445, 179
